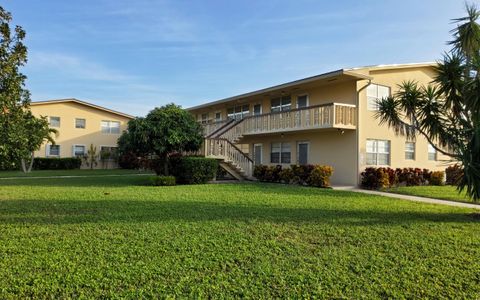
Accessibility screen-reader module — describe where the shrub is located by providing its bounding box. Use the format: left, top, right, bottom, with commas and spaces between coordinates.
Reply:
446, 164, 463, 185
33, 157, 82, 170
254, 164, 333, 188
430, 171, 445, 186
291, 164, 315, 185
253, 165, 269, 181
307, 165, 334, 187
149, 175, 176, 186
118, 152, 141, 169
396, 168, 430, 186
361, 167, 390, 189
279, 168, 294, 184
170, 156, 218, 184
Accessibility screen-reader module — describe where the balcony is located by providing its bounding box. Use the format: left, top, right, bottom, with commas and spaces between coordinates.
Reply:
214, 103, 356, 142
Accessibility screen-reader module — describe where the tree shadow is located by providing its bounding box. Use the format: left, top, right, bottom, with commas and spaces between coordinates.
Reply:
0, 198, 477, 226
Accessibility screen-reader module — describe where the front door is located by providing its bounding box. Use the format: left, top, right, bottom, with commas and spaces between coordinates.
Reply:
297, 142, 309, 165
253, 144, 263, 165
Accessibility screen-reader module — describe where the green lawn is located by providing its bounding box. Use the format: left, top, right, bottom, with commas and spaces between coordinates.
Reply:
0, 176, 479, 298
0, 168, 153, 178
386, 185, 475, 204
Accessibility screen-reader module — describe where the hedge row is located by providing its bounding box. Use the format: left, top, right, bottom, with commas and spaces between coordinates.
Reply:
253, 164, 333, 188
445, 164, 463, 185
361, 167, 445, 189
169, 156, 218, 184
33, 157, 82, 170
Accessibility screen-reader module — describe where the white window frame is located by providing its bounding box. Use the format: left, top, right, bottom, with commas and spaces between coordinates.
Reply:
405, 142, 415, 160
367, 84, 391, 111
297, 141, 310, 165
49, 116, 61, 128
366, 139, 390, 166
101, 120, 121, 134
253, 143, 263, 165
270, 142, 291, 164
72, 144, 86, 157
46, 144, 61, 157
296, 94, 309, 109
75, 118, 86, 129
428, 144, 437, 161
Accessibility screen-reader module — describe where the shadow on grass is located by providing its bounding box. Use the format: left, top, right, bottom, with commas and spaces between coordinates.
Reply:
0, 198, 477, 226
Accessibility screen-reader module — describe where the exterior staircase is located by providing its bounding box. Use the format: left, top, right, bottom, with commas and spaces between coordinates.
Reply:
202, 118, 253, 180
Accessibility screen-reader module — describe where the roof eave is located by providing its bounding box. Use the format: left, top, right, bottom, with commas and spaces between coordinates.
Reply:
187, 69, 371, 111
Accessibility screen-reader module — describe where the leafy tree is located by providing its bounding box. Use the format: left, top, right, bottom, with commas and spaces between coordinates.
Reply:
118, 104, 203, 174
0, 6, 55, 172
375, 4, 480, 200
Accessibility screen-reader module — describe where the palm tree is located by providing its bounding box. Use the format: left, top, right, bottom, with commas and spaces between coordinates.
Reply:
375, 3, 480, 200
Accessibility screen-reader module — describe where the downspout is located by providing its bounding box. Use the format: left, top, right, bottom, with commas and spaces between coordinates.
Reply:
355, 79, 372, 187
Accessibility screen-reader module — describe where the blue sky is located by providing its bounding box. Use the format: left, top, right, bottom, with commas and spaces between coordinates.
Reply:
4, 0, 470, 116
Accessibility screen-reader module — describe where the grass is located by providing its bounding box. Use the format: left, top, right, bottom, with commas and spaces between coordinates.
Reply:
0, 168, 153, 178
386, 185, 475, 204
0, 176, 479, 298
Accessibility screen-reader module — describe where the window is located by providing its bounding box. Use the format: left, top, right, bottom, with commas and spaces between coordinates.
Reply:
215, 112, 222, 122
271, 96, 291, 113
367, 84, 390, 111
49, 116, 60, 127
405, 142, 415, 160
227, 104, 249, 120
73, 145, 85, 157
201, 113, 209, 124
297, 95, 308, 108
47, 144, 60, 156
297, 141, 309, 165
101, 120, 120, 134
428, 144, 437, 161
253, 104, 262, 116
271, 142, 291, 164
100, 146, 118, 160
366, 139, 390, 165
75, 118, 86, 129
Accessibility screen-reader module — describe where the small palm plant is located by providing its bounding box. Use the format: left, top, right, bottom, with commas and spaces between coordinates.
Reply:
83, 144, 98, 170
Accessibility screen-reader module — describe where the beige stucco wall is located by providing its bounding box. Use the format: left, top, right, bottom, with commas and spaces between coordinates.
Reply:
30, 101, 132, 168
242, 129, 357, 186
357, 66, 452, 182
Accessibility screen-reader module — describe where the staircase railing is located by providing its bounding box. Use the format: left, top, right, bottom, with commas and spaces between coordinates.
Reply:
204, 138, 253, 178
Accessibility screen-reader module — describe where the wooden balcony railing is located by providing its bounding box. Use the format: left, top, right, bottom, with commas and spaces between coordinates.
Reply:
204, 138, 253, 178
218, 103, 356, 142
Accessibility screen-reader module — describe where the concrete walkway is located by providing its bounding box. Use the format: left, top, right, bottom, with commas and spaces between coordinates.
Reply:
333, 186, 480, 210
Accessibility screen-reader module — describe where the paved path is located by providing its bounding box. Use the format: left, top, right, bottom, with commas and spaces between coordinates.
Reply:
333, 186, 480, 210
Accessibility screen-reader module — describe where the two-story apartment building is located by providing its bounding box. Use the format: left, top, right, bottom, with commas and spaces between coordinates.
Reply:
30, 98, 134, 168
188, 63, 449, 186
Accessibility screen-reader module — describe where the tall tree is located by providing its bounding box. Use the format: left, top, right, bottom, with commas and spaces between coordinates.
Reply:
118, 103, 203, 174
375, 4, 480, 200
0, 6, 55, 172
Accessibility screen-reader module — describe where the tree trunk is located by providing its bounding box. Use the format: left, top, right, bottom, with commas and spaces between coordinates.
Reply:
21, 158, 27, 173
27, 152, 34, 173
20, 152, 35, 173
